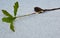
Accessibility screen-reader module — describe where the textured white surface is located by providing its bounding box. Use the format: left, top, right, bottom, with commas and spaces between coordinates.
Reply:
0, 0, 60, 38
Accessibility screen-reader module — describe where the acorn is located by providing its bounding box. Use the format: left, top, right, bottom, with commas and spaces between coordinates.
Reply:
34, 7, 44, 14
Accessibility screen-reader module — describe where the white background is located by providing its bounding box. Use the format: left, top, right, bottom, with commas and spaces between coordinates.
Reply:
0, 0, 60, 38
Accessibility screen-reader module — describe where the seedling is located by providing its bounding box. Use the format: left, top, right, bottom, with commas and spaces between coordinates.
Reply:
2, 2, 60, 32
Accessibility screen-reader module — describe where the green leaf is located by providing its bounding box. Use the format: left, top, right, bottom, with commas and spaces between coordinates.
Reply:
2, 17, 15, 23
2, 10, 12, 17
10, 22, 15, 32
14, 2, 19, 16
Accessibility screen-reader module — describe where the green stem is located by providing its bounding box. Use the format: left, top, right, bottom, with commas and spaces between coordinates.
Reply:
16, 13, 36, 18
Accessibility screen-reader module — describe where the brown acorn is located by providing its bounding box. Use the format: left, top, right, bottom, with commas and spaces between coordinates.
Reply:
34, 7, 44, 14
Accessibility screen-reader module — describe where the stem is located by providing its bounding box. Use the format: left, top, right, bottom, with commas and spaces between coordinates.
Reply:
43, 8, 60, 11
16, 13, 36, 18
16, 7, 60, 18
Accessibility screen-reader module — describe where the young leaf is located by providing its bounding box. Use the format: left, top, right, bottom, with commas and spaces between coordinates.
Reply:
10, 22, 15, 32
2, 10, 12, 17
14, 2, 19, 16
2, 17, 15, 23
